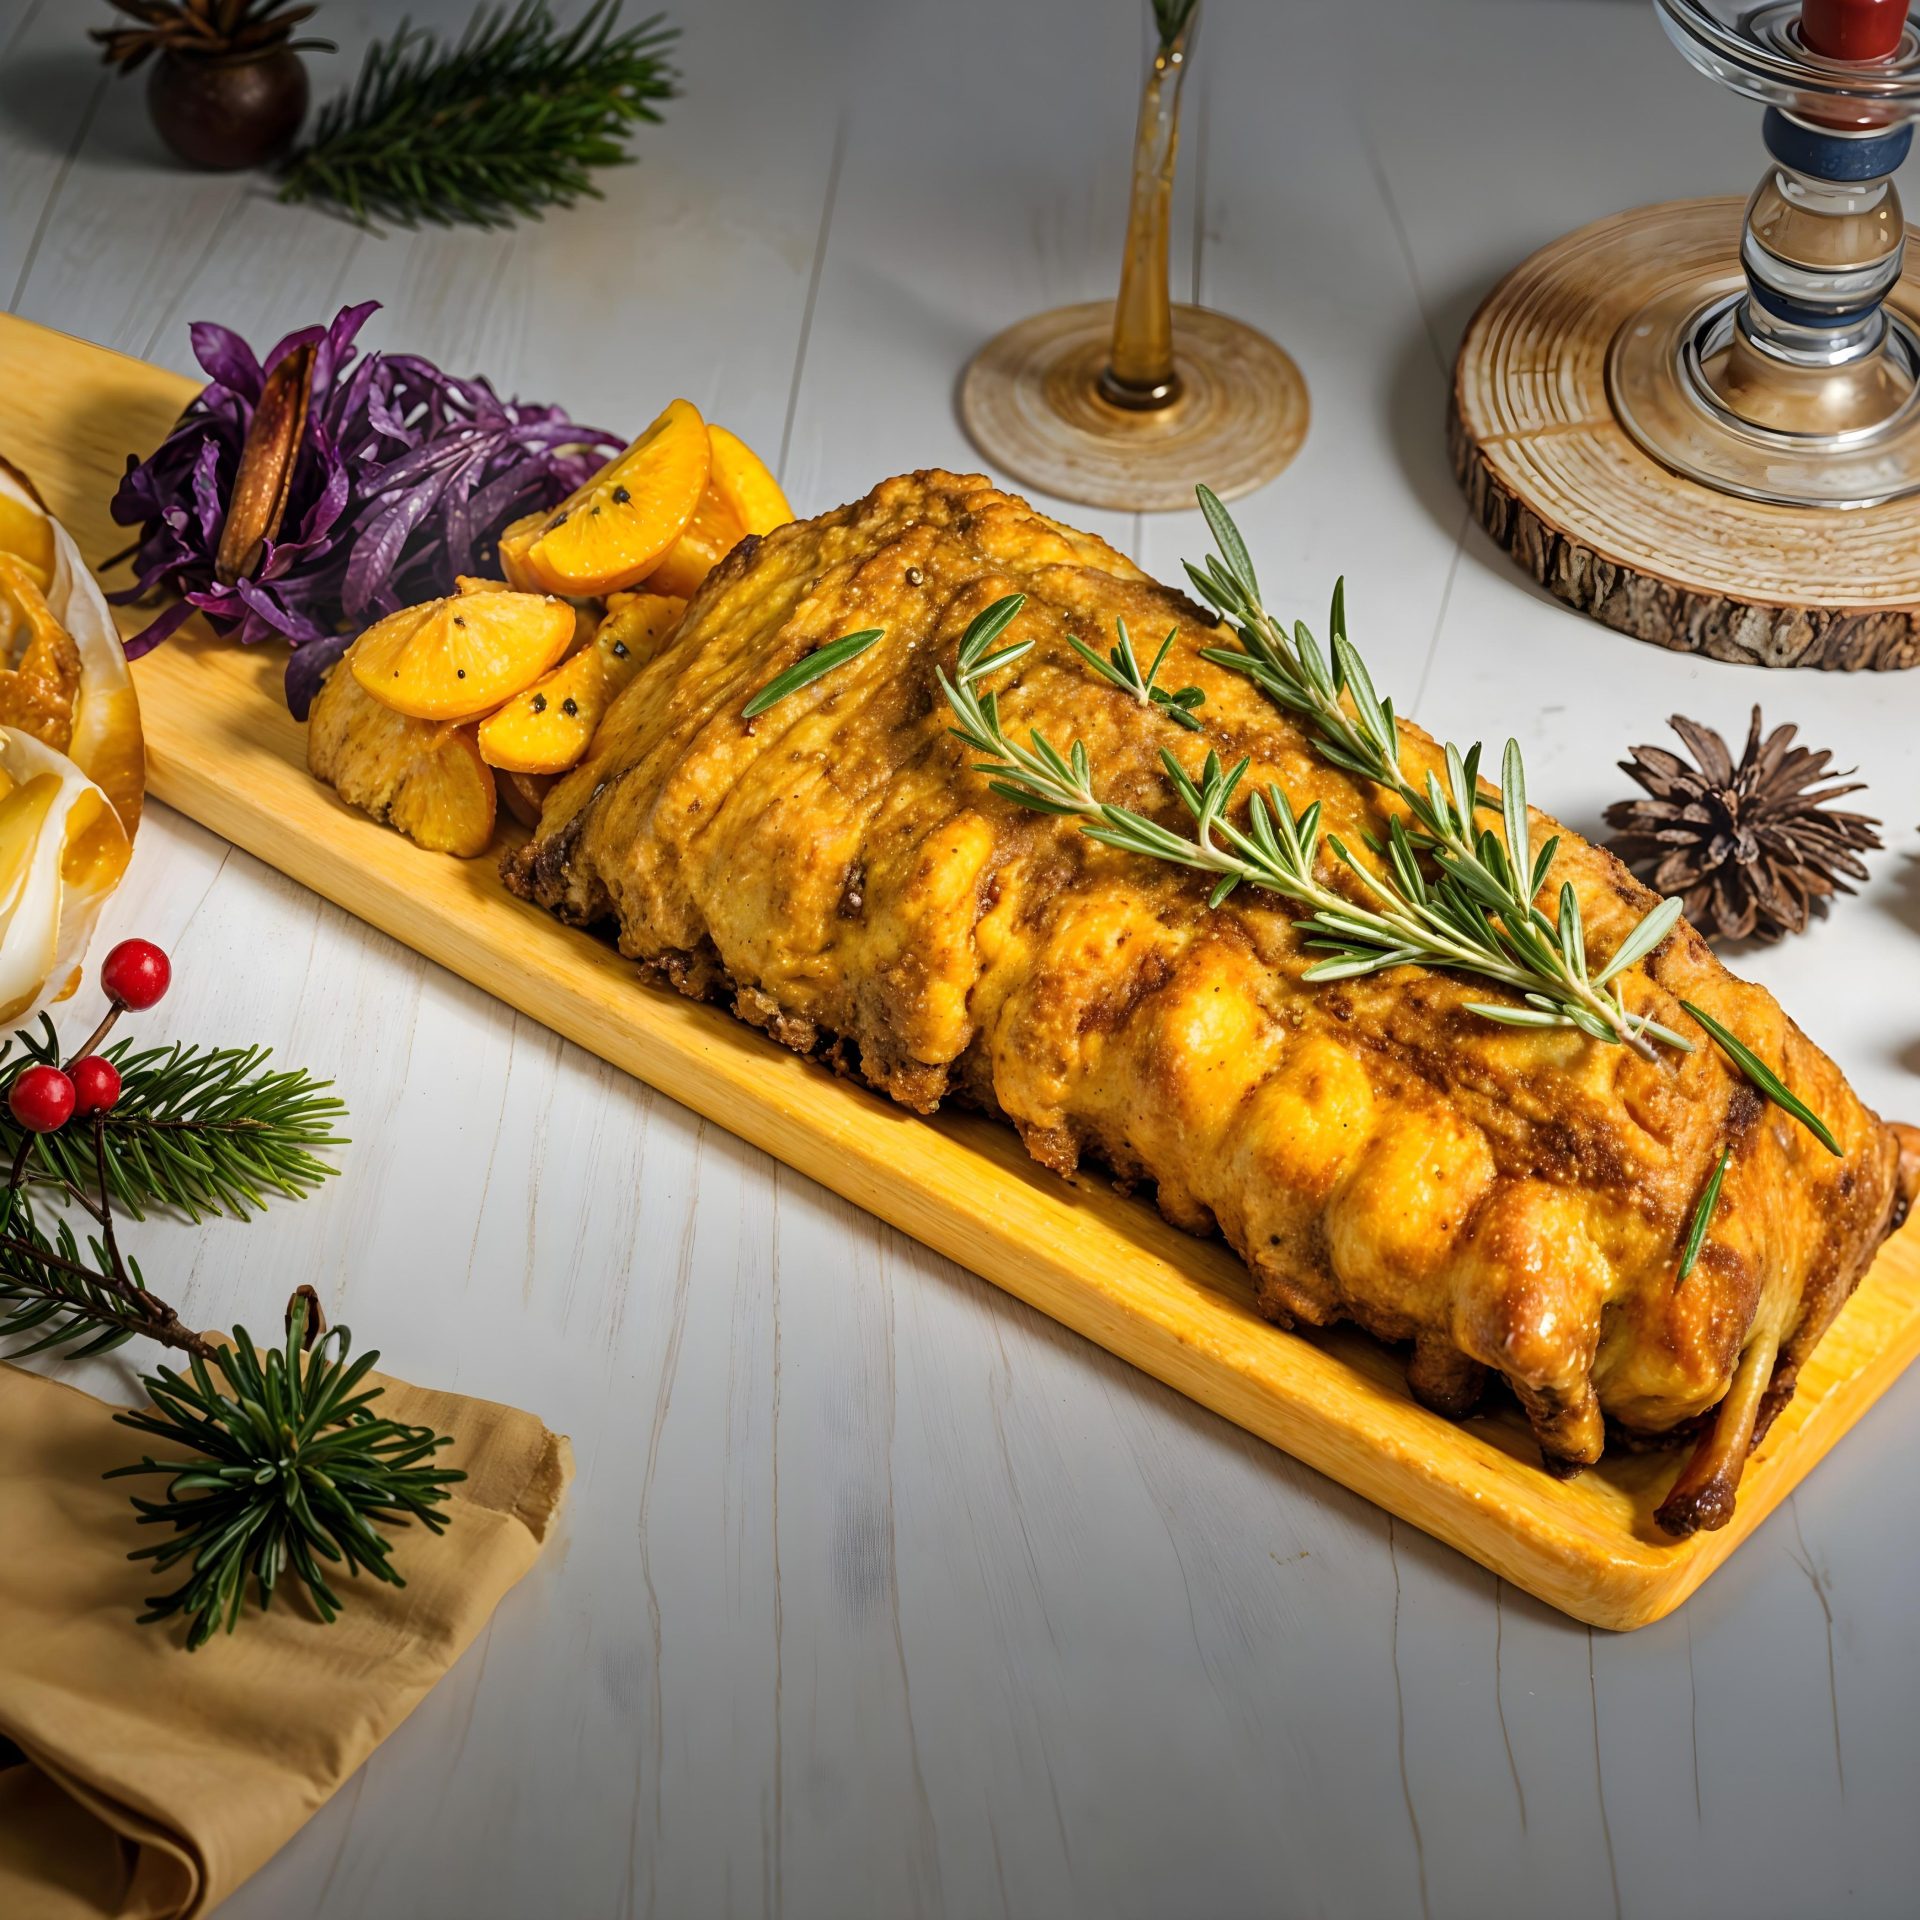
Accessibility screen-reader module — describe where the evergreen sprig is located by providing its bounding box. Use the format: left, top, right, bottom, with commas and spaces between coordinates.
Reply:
0, 1019, 347, 1223
107, 1295, 464, 1650
0, 974, 458, 1649
278, 0, 678, 231
0, 1191, 169, 1362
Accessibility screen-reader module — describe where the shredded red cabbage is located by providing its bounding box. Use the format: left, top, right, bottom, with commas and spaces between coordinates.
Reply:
109, 302, 620, 719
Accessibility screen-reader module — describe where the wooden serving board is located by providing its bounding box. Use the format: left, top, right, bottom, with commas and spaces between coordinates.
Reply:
6, 313, 1917, 1631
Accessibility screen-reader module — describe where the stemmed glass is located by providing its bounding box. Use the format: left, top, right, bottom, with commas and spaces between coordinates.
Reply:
960, 0, 1308, 512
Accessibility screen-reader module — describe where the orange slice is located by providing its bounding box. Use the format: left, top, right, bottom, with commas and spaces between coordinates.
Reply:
350, 589, 574, 721
0, 546, 143, 842
706, 425, 792, 536
476, 592, 681, 775
598, 590, 688, 673
646, 487, 744, 600
0, 728, 131, 1024
502, 399, 711, 598
310, 650, 498, 858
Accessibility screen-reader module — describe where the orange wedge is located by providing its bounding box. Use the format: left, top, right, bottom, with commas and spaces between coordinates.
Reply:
476, 592, 682, 775
351, 589, 574, 722
706, 425, 792, 536
500, 399, 711, 598
310, 650, 498, 858
646, 487, 745, 600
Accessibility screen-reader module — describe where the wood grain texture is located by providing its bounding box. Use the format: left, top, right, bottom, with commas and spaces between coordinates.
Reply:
6, 309, 1914, 1632
1452, 197, 1920, 670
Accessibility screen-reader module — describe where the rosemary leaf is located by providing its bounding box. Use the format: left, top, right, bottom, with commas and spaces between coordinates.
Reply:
1677, 1146, 1732, 1288
1066, 618, 1204, 730
1679, 1001, 1842, 1155
742, 628, 884, 719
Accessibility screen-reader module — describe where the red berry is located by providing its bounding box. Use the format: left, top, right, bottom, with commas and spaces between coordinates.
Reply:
102, 938, 171, 1011
9, 1064, 75, 1134
72, 1054, 122, 1117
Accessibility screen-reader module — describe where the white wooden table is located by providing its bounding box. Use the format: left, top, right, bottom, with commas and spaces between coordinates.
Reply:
7, 1, 1920, 1914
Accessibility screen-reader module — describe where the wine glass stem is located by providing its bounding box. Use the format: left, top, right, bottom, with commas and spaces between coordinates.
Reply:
1101, 9, 1195, 410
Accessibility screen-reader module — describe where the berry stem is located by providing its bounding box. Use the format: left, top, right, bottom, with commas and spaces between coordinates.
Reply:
65, 1004, 121, 1070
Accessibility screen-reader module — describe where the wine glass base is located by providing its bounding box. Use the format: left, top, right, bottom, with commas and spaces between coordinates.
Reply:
1609, 278, 1920, 507
959, 301, 1308, 512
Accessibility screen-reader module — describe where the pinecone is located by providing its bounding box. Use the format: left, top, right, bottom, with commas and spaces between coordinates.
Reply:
92, 0, 326, 74
1603, 708, 1883, 945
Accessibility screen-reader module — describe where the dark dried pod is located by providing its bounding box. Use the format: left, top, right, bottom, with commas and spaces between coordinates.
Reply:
1604, 708, 1884, 945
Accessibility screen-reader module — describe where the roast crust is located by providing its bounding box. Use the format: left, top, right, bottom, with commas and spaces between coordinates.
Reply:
502, 471, 1905, 1523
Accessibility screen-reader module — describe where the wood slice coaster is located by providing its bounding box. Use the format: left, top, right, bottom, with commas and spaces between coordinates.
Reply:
961, 300, 1308, 512
1451, 197, 1920, 671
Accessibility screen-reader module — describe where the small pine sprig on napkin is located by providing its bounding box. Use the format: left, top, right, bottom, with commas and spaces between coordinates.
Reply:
109, 1294, 463, 1650
278, 0, 679, 231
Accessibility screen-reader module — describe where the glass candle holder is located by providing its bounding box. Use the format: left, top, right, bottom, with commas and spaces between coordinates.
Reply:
1610, 0, 1920, 506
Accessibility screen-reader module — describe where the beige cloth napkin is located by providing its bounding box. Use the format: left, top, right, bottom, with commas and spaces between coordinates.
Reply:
0, 1357, 572, 1919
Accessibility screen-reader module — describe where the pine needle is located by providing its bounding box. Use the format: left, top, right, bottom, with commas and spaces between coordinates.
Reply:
278, 0, 678, 231
0, 1020, 348, 1223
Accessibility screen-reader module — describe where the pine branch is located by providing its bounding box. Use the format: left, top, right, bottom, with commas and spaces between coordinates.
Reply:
107, 1295, 464, 1650
0, 1185, 211, 1362
0, 1020, 347, 1223
277, 0, 679, 231
0, 966, 459, 1650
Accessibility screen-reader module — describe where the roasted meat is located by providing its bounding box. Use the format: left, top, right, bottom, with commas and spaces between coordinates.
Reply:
504, 471, 1912, 1533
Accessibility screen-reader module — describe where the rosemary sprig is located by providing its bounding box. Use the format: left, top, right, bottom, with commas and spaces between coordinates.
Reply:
108, 1294, 464, 1651
1678, 1146, 1731, 1289
1181, 488, 1688, 1057
937, 596, 1104, 818
934, 565, 1689, 1054
742, 627, 885, 719
1679, 1000, 1840, 1154
1067, 618, 1205, 730
0, 1021, 347, 1222
278, 1, 678, 232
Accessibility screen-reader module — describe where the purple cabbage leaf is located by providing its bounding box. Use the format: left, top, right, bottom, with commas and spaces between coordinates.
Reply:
109, 302, 620, 719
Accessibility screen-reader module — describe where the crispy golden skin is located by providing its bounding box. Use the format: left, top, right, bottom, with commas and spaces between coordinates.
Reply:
504, 472, 1909, 1533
